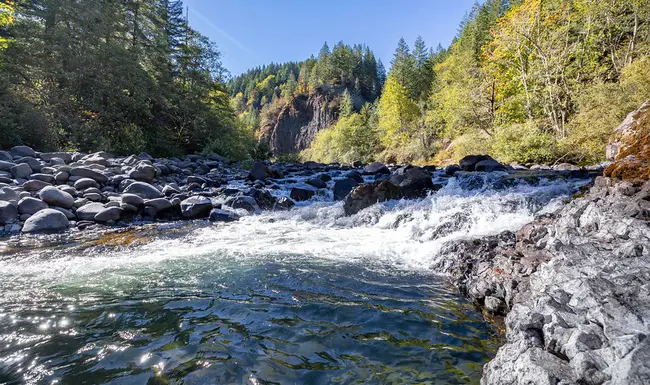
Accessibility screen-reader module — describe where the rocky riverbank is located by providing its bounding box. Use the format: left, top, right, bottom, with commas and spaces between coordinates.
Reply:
434, 102, 650, 385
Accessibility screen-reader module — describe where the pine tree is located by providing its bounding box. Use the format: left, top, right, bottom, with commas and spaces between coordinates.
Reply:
340, 88, 354, 117
390, 38, 417, 98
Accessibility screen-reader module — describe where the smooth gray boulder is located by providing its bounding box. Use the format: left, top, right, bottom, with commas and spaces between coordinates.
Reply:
0, 201, 18, 224
30, 173, 55, 184
144, 198, 172, 212
40, 152, 73, 164
208, 208, 239, 222
94, 207, 122, 222
225, 196, 260, 213
123, 182, 162, 199
363, 162, 390, 175
0, 151, 12, 162
121, 193, 144, 206
40, 186, 74, 209
23, 180, 51, 192
0, 160, 16, 172
10, 145, 36, 158
128, 162, 155, 182
180, 196, 213, 218
10, 163, 32, 179
17, 197, 47, 215
74, 178, 99, 190
70, 167, 108, 183
75, 202, 106, 221
0, 187, 18, 201
22, 209, 68, 233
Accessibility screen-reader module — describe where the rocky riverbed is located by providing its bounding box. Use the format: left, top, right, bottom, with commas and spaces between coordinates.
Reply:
1, 105, 648, 385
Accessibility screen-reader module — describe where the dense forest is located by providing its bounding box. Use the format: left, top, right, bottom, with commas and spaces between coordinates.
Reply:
228, 42, 386, 136
1, 0, 649, 165
0, 0, 253, 159
307, 0, 650, 165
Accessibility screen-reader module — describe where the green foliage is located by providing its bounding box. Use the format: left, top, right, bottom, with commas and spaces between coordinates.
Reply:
377, 75, 421, 162
0, 0, 251, 158
491, 124, 560, 164
228, 42, 385, 137
302, 103, 378, 164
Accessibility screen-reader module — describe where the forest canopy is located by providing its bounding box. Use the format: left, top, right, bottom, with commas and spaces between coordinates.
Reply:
0, 0, 254, 159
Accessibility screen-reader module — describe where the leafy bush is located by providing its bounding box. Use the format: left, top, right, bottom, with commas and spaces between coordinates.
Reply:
491, 124, 559, 164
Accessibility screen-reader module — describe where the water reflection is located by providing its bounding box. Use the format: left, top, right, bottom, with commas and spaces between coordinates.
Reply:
0, 251, 500, 384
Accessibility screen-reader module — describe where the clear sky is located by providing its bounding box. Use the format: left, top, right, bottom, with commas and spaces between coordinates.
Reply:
183, 0, 476, 76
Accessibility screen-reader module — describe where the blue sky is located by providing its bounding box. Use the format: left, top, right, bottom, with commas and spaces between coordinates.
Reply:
183, 0, 476, 76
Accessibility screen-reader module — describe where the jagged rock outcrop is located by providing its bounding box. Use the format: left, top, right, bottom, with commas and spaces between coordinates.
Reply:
259, 86, 366, 154
440, 102, 650, 385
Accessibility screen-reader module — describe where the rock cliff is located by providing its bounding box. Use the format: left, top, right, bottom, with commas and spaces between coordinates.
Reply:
259, 86, 365, 154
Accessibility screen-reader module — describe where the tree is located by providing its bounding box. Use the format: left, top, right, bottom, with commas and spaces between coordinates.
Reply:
340, 88, 354, 117
377, 75, 421, 158
390, 38, 417, 96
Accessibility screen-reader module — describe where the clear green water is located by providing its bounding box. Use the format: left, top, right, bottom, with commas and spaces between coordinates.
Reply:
0, 227, 501, 385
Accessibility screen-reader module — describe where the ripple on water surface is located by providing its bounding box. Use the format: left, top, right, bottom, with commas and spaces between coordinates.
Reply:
0, 240, 501, 384
0, 175, 588, 384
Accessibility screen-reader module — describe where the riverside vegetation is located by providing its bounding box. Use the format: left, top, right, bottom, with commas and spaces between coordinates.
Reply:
1, 1, 650, 385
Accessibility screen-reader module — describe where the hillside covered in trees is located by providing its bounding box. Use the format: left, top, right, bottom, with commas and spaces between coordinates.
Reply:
228, 42, 386, 153
306, 0, 650, 165
0, 0, 254, 159
1, 0, 649, 166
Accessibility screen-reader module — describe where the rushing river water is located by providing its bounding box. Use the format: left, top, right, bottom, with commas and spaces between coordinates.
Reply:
0, 172, 590, 384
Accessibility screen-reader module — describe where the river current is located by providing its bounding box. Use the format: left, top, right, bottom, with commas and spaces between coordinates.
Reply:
0, 172, 589, 384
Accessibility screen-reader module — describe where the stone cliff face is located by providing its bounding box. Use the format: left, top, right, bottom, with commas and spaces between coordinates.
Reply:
259, 86, 363, 155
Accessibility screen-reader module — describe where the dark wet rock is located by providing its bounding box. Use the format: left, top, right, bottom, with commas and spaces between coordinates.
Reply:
144, 198, 173, 213
318, 173, 332, 182
225, 196, 260, 213
333, 178, 359, 201
306, 177, 327, 189
249, 161, 273, 181
40, 186, 74, 209
22, 208, 68, 233
459, 154, 494, 172
474, 159, 507, 172
274, 196, 295, 211
343, 180, 400, 216
246, 188, 276, 210
290, 185, 317, 201
23, 179, 51, 192
363, 162, 390, 175
94, 207, 122, 223
209, 208, 239, 222
389, 167, 435, 199
17, 197, 47, 215
0, 201, 18, 224
345, 171, 364, 183
70, 167, 109, 183
10, 145, 36, 158
180, 196, 213, 218
162, 184, 180, 196
10, 163, 31, 179
84, 192, 103, 202
123, 182, 162, 199
74, 178, 100, 190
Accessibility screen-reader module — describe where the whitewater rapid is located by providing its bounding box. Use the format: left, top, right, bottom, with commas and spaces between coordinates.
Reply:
0, 173, 589, 288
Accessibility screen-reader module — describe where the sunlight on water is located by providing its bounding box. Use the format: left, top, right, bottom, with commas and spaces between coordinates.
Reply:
0, 174, 588, 384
